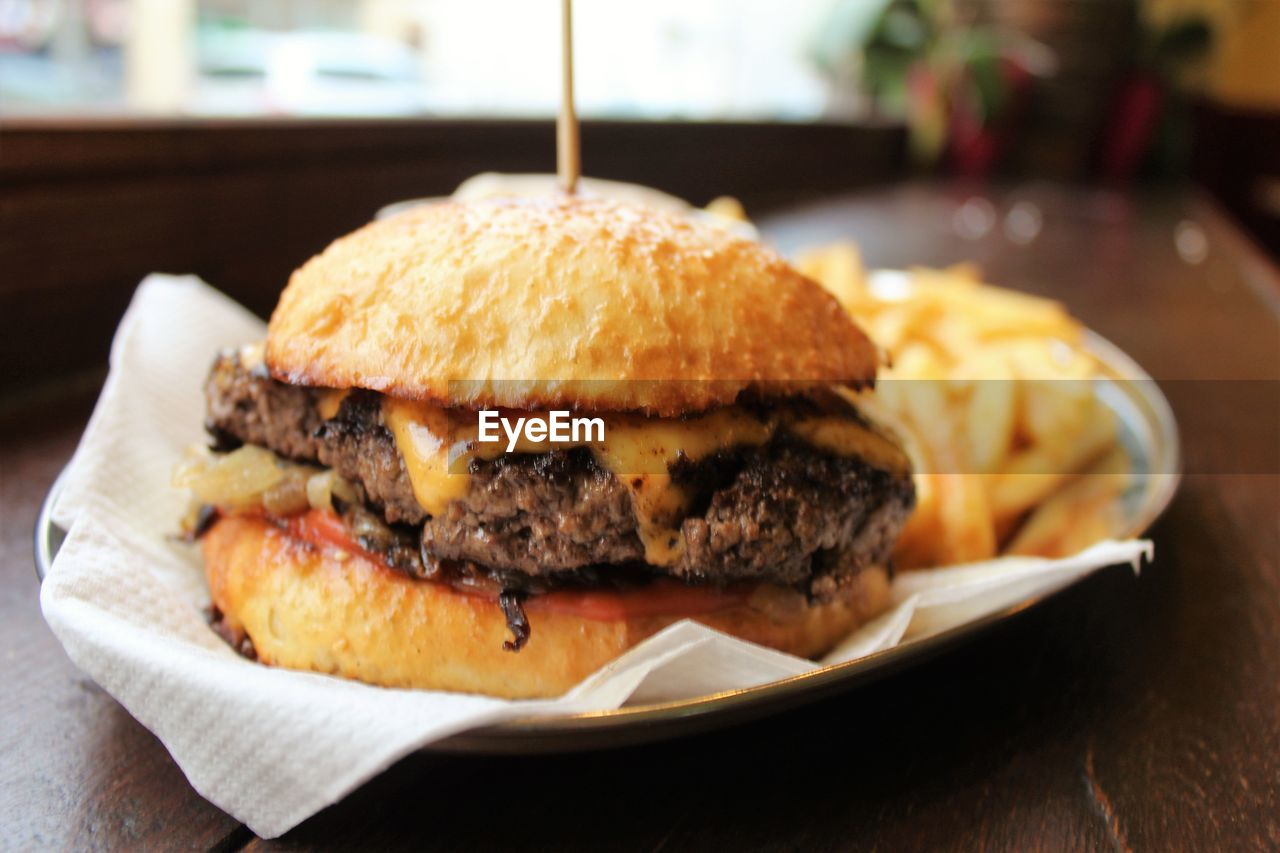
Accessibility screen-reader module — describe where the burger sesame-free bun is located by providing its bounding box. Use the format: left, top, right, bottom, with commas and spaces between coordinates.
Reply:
452, 172, 695, 214
203, 515, 891, 699
265, 196, 878, 416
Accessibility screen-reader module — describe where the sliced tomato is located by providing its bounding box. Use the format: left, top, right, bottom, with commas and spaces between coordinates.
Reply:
263, 509, 747, 621
284, 509, 365, 556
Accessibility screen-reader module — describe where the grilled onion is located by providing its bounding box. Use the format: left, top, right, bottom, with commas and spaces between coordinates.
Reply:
173, 445, 355, 516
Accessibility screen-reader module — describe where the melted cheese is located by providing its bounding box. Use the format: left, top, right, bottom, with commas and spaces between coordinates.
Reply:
381, 399, 907, 566
316, 389, 350, 420
591, 411, 773, 564
381, 398, 472, 516
786, 416, 909, 476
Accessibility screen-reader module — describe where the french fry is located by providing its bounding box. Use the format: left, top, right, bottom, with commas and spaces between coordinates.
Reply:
1005, 447, 1130, 557
797, 241, 1131, 569
988, 396, 1117, 527
933, 471, 998, 565
794, 243, 866, 312
954, 353, 1016, 474
1020, 379, 1094, 448
890, 471, 942, 571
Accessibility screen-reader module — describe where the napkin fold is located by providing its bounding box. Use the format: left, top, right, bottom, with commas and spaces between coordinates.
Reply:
40, 275, 1151, 837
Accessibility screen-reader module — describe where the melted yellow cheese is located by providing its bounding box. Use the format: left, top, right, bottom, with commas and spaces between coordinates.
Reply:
381, 399, 907, 566
316, 389, 350, 421
592, 411, 773, 564
786, 416, 910, 476
381, 398, 472, 516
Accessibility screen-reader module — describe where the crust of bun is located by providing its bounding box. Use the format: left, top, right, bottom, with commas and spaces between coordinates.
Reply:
265, 196, 878, 416
203, 515, 891, 699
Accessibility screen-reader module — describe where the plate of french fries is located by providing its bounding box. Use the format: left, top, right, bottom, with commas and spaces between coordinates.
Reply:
795, 242, 1180, 573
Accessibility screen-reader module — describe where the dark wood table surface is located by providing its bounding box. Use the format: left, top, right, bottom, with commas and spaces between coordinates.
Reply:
3, 184, 1277, 851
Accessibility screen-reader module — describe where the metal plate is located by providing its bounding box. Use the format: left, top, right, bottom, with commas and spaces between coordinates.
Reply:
33, 327, 1179, 754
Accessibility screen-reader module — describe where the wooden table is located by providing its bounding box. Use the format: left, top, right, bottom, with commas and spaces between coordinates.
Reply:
3, 184, 1277, 850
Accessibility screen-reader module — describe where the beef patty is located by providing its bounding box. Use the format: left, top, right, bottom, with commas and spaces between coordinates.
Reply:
204, 351, 914, 598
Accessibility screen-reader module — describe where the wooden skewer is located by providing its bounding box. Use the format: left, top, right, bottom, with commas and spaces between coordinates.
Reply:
557, 0, 580, 195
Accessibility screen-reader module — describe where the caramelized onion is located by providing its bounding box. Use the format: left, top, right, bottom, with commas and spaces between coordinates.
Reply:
262, 468, 311, 516
306, 470, 358, 513
173, 446, 284, 510
173, 445, 351, 517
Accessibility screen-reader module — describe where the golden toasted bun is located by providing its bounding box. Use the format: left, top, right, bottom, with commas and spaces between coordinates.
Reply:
203, 515, 891, 699
266, 196, 878, 416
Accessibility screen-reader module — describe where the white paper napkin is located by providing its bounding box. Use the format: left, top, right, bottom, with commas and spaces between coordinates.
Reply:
40, 275, 1152, 837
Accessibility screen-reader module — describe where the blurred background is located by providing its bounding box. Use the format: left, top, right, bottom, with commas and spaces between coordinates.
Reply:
2, 0, 1278, 386
4, 0, 1278, 180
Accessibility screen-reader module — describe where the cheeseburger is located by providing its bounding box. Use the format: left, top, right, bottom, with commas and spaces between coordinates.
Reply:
178, 195, 915, 699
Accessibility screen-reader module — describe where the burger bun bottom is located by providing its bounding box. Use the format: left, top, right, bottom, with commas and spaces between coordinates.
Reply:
203, 515, 891, 699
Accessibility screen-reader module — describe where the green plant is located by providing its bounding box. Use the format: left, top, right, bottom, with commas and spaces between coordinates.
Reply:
810, 0, 1049, 166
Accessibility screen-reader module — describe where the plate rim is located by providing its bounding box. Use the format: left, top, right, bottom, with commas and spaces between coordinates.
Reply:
33, 328, 1180, 750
